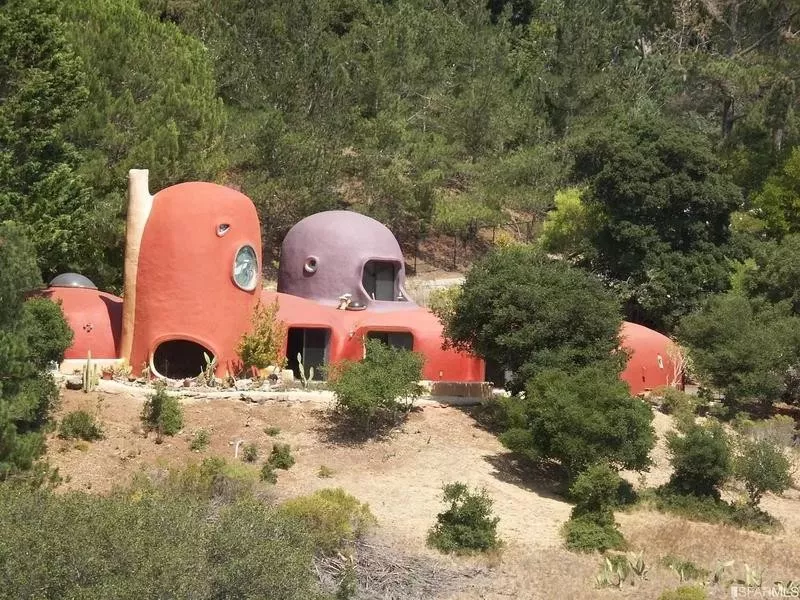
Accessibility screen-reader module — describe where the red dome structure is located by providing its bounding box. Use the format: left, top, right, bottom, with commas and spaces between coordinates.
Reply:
43, 287, 122, 360
126, 179, 262, 378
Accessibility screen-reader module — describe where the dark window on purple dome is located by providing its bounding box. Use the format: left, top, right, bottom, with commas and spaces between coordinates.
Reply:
362, 261, 396, 300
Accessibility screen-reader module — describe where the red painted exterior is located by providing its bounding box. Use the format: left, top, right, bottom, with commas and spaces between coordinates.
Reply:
44, 176, 682, 393
620, 321, 680, 394
128, 182, 262, 375
43, 287, 122, 359
265, 291, 485, 381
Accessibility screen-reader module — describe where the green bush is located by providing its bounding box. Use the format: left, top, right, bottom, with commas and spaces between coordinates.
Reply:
0, 481, 325, 600
241, 442, 259, 463
569, 463, 628, 517
677, 293, 800, 407
140, 381, 184, 439
158, 457, 259, 503
658, 585, 708, 600
666, 420, 731, 498
659, 555, 709, 581
268, 444, 295, 470
650, 488, 779, 533
0, 224, 72, 482
658, 388, 698, 428
734, 437, 792, 507
330, 338, 424, 433
500, 365, 654, 477
264, 426, 281, 436
189, 429, 210, 451
21, 298, 74, 370
260, 463, 278, 484
237, 300, 286, 370
562, 512, 626, 553
58, 410, 103, 441
427, 482, 501, 554
280, 488, 376, 554
442, 245, 624, 393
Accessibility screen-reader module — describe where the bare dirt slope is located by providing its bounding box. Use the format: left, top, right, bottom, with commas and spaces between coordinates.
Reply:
49, 387, 800, 599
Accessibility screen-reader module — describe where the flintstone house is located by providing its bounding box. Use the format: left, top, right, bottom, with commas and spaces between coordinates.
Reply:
46, 170, 679, 394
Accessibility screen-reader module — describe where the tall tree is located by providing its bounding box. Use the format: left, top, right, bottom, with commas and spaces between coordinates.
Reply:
61, 0, 227, 286
0, 0, 111, 284
0, 223, 72, 482
572, 118, 741, 330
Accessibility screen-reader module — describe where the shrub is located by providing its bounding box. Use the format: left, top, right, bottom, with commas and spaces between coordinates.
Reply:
442, 245, 624, 393
657, 388, 697, 428
650, 488, 779, 533
734, 437, 792, 507
260, 463, 278, 484
264, 426, 281, 436
658, 586, 708, 600
0, 480, 324, 599
165, 457, 258, 503
140, 381, 183, 440
427, 482, 501, 554
330, 338, 424, 433
268, 444, 295, 470
237, 300, 286, 371
318, 465, 334, 478
500, 365, 654, 477
562, 513, 626, 553
666, 420, 731, 498
569, 463, 630, 517
660, 555, 709, 582
0, 223, 72, 482
280, 488, 376, 554
189, 429, 210, 451
677, 293, 800, 407
734, 415, 796, 447
21, 297, 74, 370
241, 442, 259, 463
58, 410, 103, 441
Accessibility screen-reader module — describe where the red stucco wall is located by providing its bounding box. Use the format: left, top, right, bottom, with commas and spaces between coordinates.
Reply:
128, 182, 262, 376
43, 287, 122, 360
267, 291, 485, 382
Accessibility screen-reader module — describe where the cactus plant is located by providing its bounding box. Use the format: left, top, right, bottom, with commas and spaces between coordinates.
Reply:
201, 352, 218, 387
82, 351, 99, 393
297, 352, 313, 389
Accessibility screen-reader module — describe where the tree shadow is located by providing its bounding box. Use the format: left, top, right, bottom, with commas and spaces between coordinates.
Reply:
483, 452, 569, 500
309, 407, 409, 447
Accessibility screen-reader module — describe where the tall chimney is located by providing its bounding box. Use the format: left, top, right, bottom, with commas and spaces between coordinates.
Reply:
119, 169, 153, 364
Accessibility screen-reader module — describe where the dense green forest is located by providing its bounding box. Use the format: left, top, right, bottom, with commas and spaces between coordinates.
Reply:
2, 0, 800, 330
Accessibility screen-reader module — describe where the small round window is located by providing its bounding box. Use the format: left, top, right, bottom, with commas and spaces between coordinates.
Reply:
233, 245, 258, 291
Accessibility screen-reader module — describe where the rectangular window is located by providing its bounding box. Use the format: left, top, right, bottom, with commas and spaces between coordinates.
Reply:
362, 260, 397, 301
287, 327, 329, 380
366, 331, 414, 351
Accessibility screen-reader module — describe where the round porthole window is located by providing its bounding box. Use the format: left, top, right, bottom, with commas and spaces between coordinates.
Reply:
233, 245, 258, 291
304, 256, 319, 274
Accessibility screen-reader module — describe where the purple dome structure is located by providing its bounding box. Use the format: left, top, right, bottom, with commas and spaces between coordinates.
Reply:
277, 210, 413, 309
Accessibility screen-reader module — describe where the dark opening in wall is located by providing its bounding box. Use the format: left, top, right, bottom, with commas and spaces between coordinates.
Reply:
287, 327, 329, 380
153, 340, 213, 379
366, 331, 414, 351
362, 260, 397, 301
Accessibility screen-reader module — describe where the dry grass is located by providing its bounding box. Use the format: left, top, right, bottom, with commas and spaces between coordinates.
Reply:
46, 386, 800, 599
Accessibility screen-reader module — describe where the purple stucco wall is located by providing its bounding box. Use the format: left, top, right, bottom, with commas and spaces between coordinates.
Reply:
277, 210, 415, 310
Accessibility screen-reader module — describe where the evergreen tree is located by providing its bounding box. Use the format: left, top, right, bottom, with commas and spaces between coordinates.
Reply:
0, 223, 73, 482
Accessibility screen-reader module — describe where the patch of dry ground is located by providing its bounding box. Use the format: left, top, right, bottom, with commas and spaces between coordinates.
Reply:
49, 386, 800, 599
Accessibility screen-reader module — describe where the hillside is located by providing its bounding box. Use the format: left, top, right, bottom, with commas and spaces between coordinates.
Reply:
48, 386, 800, 599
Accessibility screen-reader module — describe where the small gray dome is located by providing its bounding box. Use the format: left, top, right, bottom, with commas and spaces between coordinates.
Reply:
49, 273, 97, 289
